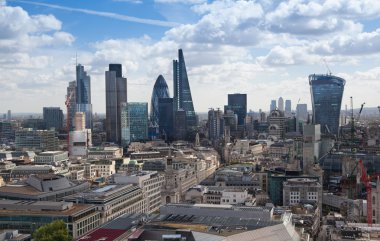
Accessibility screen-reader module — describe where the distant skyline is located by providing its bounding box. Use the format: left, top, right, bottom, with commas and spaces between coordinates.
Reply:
1, 0, 380, 114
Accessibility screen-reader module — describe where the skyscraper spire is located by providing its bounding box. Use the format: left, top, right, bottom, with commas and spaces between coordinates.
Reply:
173, 49, 196, 129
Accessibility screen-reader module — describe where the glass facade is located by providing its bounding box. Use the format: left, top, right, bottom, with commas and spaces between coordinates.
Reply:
128, 102, 148, 142
309, 74, 345, 135
76, 64, 92, 129
43, 107, 63, 130
226, 93, 247, 126
150, 75, 170, 126
173, 49, 197, 129
158, 98, 174, 141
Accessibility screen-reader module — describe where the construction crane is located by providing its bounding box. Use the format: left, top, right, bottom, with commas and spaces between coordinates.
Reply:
65, 91, 74, 155
322, 58, 332, 75
357, 159, 380, 226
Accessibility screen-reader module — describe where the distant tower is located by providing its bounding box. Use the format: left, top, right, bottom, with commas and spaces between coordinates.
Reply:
150, 75, 170, 126
66, 81, 76, 130
43, 107, 64, 130
309, 74, 345, 135
208, 108, 224, 141
278, 97, 284, 112
270, 100, 276, 111
76, 64, 92, 130
7, 110, 11, 121
195, 133, 200, 147
105, 64, 127, 145
285, 99, 291, 116
173, 49, 197, 129
226, 93, 247, 126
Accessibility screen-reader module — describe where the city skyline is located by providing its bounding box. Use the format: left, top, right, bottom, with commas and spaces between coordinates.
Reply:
1, 0, 380, 114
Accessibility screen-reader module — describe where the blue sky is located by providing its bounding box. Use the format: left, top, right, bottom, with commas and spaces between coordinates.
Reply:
2, 0, 380, 114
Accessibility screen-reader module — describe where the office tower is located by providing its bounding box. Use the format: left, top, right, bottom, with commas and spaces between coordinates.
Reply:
173, 49, 197, 129
309, 74, 345, 135
7, 110, 11, 121
15, 129, 59, 151
174, 109, 187, 140
69, 112, 92, 157
296, 104, 308, 122
208, 108, 223, 141
76, 64, 93, 130
158, 98, 174, 141
278, 97, 284, 112
223, 110, 237, 132
74, 112, 85, 131
285, 100, 291, 115
270, 100, 276, 111
303, 124, 321, 172
268, 109, 286, 139
120, 103, 130, 146
105, 64, 127, 144
128, 102, 148, 142
67, 81, 77, 130
150, 75, 170, 126
225, 93, 247, 126
43, 107, 63, 130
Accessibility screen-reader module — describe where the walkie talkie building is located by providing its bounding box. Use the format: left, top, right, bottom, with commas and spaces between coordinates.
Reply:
309, 74, 345, 136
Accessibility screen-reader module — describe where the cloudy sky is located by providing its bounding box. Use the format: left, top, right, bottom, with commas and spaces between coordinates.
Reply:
1, 0, 380, 114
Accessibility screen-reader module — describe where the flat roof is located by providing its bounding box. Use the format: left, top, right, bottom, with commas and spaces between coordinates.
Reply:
0, 203, 93, 216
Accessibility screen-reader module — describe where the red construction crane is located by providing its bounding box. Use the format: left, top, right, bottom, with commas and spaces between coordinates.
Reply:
65, 91, 74, 155
357, 159, 380, 226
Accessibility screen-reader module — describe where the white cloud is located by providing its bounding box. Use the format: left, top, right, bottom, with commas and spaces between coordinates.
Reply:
165, 0, 266, 46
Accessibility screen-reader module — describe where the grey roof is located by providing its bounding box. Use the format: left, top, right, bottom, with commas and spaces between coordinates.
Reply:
225, 223, 300, 241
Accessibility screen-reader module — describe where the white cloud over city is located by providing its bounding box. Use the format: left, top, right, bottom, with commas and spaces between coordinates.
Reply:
1, 0, 380, 113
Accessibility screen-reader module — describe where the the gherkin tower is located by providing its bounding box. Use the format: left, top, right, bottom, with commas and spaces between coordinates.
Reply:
150, 75, 170, 126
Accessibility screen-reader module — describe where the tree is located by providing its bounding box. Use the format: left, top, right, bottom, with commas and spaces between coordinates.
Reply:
33, 220, 72, 241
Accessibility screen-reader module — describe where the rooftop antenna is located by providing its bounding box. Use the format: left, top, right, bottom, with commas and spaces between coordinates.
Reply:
75, 52, 78, 66
322, 58, 332, 75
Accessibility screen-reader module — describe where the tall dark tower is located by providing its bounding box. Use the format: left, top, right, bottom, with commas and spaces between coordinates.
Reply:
105, 64, 127, 144
226, 93, 247, 126
309, 74, 345, 135
173, 49, 196, 129
150, 75, 170, 126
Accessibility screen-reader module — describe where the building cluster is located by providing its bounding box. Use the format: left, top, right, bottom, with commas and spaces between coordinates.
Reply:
3, 46, 380, 240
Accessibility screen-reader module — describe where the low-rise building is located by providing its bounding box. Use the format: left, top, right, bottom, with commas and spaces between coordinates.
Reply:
113, 171, 165, 213
87, 147, 123, 159
15, 129, 59, 151
0, 200, 100, 239
34, 151, 68, 165
283, 178, 322, 210
64, 184, 147, 224
0, 174, 90, 201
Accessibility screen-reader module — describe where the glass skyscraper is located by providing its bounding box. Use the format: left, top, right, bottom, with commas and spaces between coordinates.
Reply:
43, 107, 63, 130
150, 75, 170, 126
105, 64, 127, 145
158, 98, 174, 141
128, 102, 148, 142
173, 49, 197, 129
76, 64, 92, 130
226, 93, 247, 126
309, 74, 345, 135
